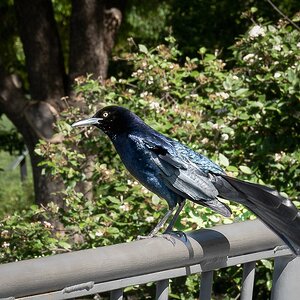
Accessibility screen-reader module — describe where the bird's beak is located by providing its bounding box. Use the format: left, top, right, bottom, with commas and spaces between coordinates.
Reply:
72, 117, 102, 127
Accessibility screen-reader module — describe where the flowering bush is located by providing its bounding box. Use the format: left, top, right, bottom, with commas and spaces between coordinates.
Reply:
1, 19, 299, 299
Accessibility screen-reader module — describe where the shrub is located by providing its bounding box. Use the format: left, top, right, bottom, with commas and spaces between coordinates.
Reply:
1, 19, 299, 299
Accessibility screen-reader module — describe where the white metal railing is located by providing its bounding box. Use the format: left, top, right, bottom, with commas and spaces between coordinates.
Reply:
0, 219, 299, 300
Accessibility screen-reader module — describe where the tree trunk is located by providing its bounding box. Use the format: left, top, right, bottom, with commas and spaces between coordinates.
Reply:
0, 0, 125, 206
14, 0, 66, 107
69, 0, 124, 198
69, 0, 123, 81
0, 71, 63, 207
10, 0, 66, 206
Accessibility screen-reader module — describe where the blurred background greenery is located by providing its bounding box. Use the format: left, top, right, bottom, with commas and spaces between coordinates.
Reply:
0, 0, 299, 299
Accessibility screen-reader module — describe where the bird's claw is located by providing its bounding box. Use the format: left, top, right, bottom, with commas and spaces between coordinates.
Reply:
163, 230, 188, 244
137, 234, 158, 240
137, 233, 177, 245
137, 231, 187, 245
161, 233, 176, 245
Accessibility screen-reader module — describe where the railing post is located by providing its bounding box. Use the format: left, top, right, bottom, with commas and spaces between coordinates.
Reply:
240, 261, 256, 300
199, 271, 213, 300
156, 279, 169, 300
271, 255, 300, 300
110, 288, 123, 300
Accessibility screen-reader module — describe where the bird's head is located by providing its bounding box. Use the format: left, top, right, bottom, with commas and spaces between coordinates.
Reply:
72, 106, 142, 136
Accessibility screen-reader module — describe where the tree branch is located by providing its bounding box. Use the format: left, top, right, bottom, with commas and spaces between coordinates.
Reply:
265, 0, 300, 31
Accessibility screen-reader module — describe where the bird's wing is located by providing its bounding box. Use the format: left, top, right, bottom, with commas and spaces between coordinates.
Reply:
144, 139, 231, 217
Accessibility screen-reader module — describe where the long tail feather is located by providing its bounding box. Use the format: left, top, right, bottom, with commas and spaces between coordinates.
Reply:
212, 174, 300, 255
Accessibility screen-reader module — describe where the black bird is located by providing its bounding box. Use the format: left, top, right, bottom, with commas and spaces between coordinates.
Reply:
72, 105, 300, 255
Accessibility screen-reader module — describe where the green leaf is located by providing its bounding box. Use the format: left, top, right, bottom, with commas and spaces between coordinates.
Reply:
250, 101, 264, 109
58, 241, 71, 250
239, 165, 252, 174
261, 259, 273, 269
107, 196, 121, 204
115, 186, 127, 192
151, 195, 161, 205
235, 88, 249, 96
239, 113, 249, 120
219, 153, 229, 167
138, 44, 148, 54
199, 47, 206, 54
226, 165, 238, 172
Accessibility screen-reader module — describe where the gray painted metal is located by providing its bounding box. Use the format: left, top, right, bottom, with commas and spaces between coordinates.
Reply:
271, 255, 300, 300
110, 289, 123, 300
0, 220, 291, 299
240, 261, 256, 300
156, 280, 169, 300
15, 247, 291, 300
199, 271, 213, 300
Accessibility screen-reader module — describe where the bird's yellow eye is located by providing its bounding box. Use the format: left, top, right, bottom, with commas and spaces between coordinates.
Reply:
103, 112, 109, 118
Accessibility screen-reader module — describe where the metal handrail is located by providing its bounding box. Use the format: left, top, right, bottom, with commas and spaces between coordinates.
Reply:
0, 219, 298, 299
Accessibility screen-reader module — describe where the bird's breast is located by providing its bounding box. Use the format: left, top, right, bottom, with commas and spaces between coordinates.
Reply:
111, 136, 180, 207
114, 137, 159, 181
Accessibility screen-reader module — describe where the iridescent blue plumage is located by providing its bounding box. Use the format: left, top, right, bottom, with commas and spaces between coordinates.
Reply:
72, 105, 300, 255
110, 113, 230, 217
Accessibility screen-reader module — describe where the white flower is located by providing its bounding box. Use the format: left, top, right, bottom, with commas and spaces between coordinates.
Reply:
43, 221, 53, 229
95, 231, 104, 237
216, 92, 230, 99
120, 203, 130, 212
2, 242, 10, 248
249, 25, 265, 38
0, 230, 9, 237
297, 42, 300, 48
201, 138, 209, 144
145, 216, 154, 223
147, 76, 154, 85
274, 72, 281, 78
149, 101, 160, 110
273, 44, 282, 51
140, 91, 148, 98
221, 133, 229, 141
243, 53, 256, 62
274, 153, 282, 162
275, 151, 285, 162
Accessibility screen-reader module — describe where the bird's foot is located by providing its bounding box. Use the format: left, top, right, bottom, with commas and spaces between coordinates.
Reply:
137, 233, 177, 245
137, 231, 188, 245
162, 230, 188, 244
137, 233, 158, 240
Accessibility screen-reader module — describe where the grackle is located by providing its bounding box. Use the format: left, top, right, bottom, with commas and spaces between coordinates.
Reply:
72, 106, 300, 255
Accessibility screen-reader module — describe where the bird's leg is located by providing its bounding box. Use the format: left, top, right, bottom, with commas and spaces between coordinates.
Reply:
137, 207, 176, 240
164, 200, 186, 233
163, 200, 187, 241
